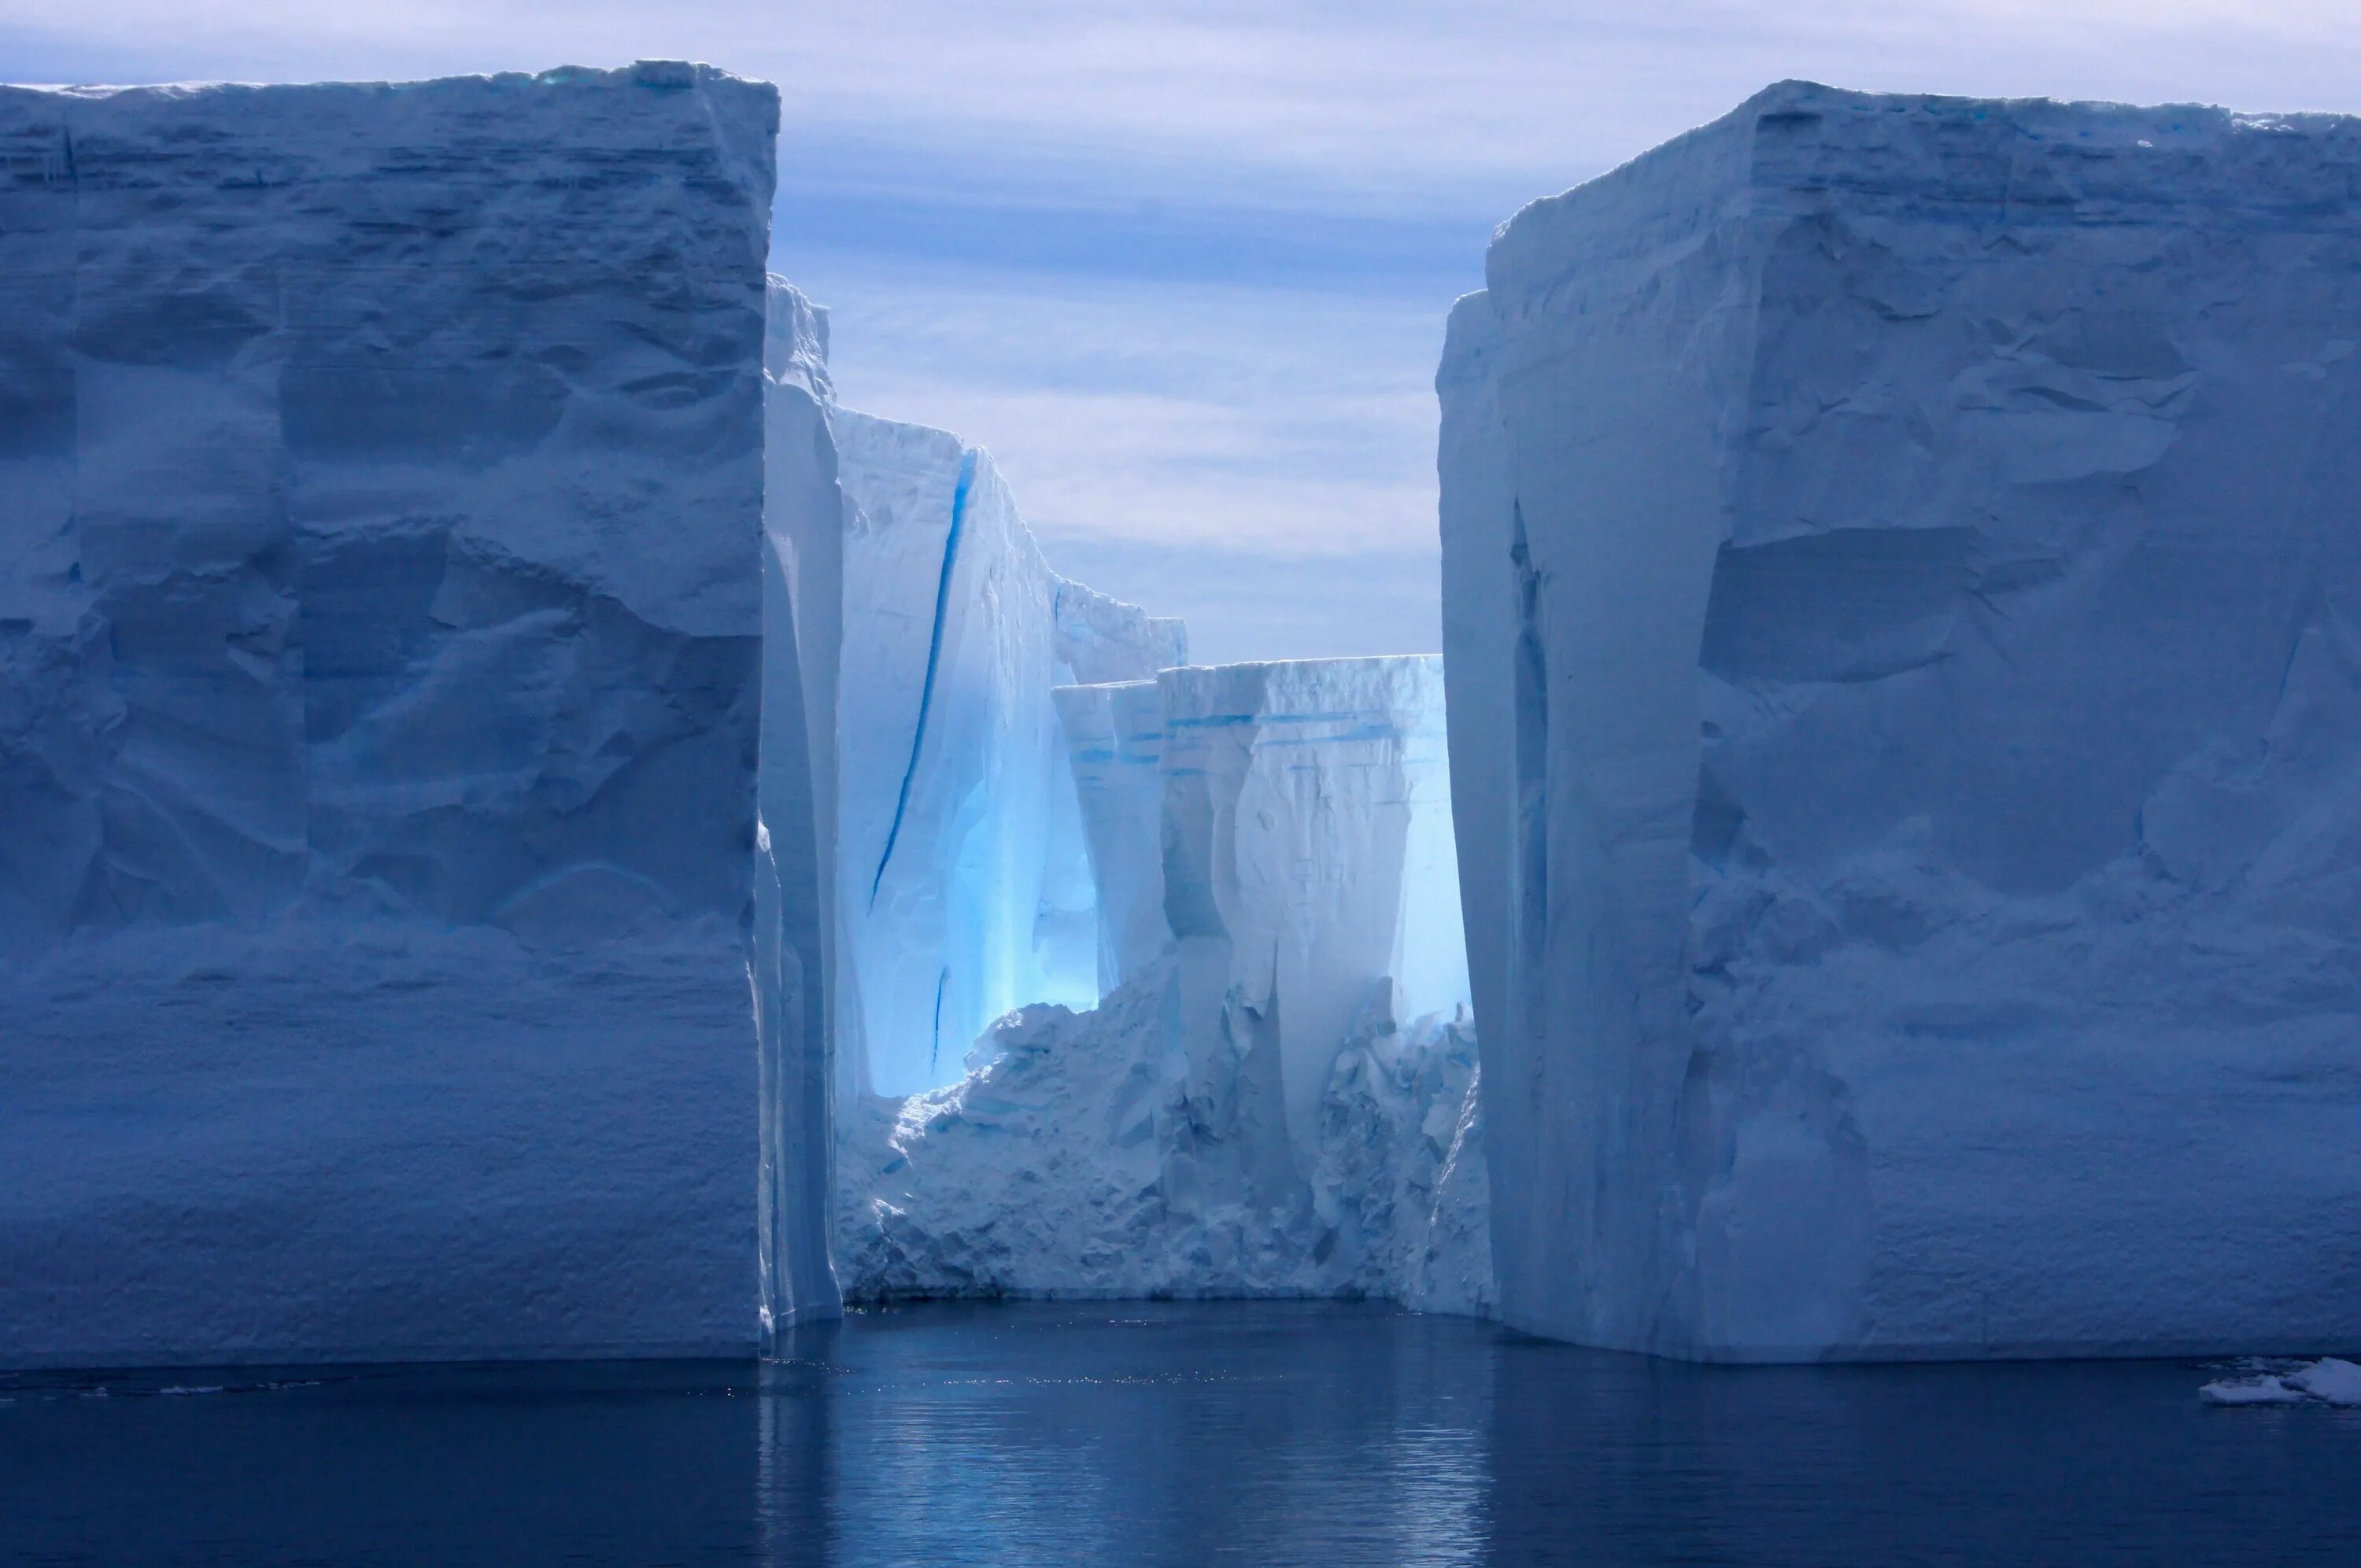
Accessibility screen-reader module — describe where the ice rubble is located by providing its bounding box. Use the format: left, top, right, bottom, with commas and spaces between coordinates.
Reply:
0, 66, 787, 1366
1443, 82, 2361, 1360
837, 657, 1489, 1312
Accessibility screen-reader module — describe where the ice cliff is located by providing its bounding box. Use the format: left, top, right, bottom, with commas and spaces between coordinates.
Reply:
0, 67, 788, 1366
785, 346, 1183, 1104
837, 657, 1489, 1312
1443, 82, 2361, 1360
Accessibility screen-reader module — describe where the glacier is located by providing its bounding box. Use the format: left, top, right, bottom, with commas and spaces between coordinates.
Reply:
837, 656, 1489, 1312
0, 66, 789, 1366
1443, 82, 2361, 1360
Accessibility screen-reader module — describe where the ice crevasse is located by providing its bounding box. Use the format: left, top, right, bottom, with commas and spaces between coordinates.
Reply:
1443, 82, 2361, 1361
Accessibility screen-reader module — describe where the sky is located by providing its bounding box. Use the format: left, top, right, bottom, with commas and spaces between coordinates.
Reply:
8, 2, 2361, 662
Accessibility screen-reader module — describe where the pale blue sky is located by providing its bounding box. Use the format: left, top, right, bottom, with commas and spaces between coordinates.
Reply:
8, 2, 2358, 660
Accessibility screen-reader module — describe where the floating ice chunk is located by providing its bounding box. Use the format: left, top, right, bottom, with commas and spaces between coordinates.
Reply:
2200, 1359, 2361, 1407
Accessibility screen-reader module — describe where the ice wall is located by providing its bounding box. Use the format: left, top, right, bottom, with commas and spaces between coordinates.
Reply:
824, 408, 1180, 1098
1161, 659, 1469, 1193
1052, 680, 1170, 991
0, 66, 785, 1366
1443, 81, 2361, 1360
838, 655, 1487, 1309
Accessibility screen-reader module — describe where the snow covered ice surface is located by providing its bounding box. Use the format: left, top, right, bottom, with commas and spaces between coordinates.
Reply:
837, 656, 1490, 1313
1443, 82, 2361, 1360
0, 66, 787, 1366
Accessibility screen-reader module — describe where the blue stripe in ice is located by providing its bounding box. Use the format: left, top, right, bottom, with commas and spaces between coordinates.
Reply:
929, 968, 948, 1079
872, 447, 977, 907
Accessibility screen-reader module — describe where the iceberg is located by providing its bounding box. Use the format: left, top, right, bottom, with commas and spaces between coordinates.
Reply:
837, 656, 1487, 1312
0, 66, 789, 1366
1443, 82, 2361, 1360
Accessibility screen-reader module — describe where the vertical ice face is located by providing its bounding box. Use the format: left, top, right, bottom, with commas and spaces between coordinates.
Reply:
757, 278, 845, 1339
0, 66, 784, 1366
1446, 82, 2361, 1360
1053, 680, 1172, 992
1158, 658, 1470, 1192
821, 409, 1181, 1098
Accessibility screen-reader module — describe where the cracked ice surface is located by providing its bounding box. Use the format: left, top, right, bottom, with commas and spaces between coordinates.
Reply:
0, 66, 783, 1366
1445, 82, 2361, 1360
837, 656, 1488, 1312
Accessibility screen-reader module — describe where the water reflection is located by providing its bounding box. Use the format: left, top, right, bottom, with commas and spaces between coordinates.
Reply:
4, 1301, 2356, 1566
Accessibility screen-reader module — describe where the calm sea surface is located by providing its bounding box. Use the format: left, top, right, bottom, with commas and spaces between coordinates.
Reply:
3, 1301, 2355, 1566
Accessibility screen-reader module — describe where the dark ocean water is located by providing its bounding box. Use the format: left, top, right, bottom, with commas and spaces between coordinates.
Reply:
3, 1300, 2355, 1566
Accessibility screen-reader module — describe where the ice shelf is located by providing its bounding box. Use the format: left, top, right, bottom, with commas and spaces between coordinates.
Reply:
1443, 81, 2361, 1360
0, 65, 786, 1367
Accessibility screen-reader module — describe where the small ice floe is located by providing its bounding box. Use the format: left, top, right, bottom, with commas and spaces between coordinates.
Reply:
2200, 1358, 2361, 1407
157, 1386, 226, 1396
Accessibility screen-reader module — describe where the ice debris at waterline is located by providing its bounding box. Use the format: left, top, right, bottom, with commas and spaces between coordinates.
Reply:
2200, 1360, 2361, 1408
1443, 81, 2361, 1362
0, 66, 791, 1366
837, 657, 1489, 1312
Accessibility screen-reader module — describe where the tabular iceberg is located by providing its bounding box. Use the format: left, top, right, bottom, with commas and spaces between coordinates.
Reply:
0, 65, 789, 1366
837, 656, 1488, 1312
1443, 82, 2361, 1360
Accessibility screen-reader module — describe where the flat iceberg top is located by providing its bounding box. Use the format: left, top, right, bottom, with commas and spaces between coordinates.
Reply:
1492, 81, 2361, 300
3, 59, 772, 108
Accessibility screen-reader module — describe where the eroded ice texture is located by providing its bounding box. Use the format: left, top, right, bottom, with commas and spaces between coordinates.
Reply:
837, 657, 1488, 1312
1443, 82, 2361, 1360
0, 66, 783, 1366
